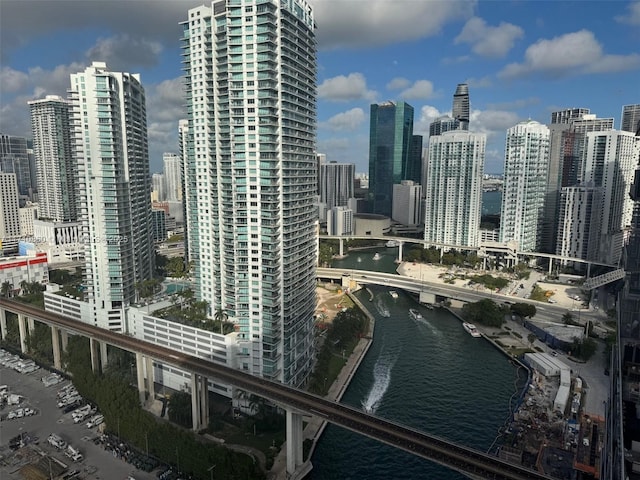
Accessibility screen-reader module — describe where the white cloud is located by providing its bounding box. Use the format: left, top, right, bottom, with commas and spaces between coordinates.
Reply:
318, 73, 377, 102
464, 76, 492, 88
323, 108, 366, 132
387, 77, 411, 90
414, 105, 448, 137
469, 109, 521, 137
86, 34, 163, 70
499, 29, 640, 79
441, 55, 471, 65
0, 67, 29, 93
455, 17, 524, 58
312, 0, 476, 50
615, 1, 640, 25
399, 80, 435, 100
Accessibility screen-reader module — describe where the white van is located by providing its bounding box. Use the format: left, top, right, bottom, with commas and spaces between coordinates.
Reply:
86, 414, 104, 428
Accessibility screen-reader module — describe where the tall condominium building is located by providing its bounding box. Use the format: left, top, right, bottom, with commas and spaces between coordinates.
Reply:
392, 180, 422, 227
69, 62, 154, 330
163, 153, 182, 201
581, 130, 638, 265
28, 95, 76, 222
368, 101, 421, 217
425, 131, 485, 247
178, 119, 193, 262
0, 134, 35, 201
152, 173, 166, 202
0, 173, 21, 253
556, 186, 598, 262
429, 116, 460, 137
181, 0, 317, 386
318, 161, 354, 209
452, 83, 470, 130
621, 104, 640, 134
327, 206, 353, 236
500, 120, 550, 252
541, 108, 593, 253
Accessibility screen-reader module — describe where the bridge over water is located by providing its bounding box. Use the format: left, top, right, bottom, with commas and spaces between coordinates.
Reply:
0, 299, 555, 480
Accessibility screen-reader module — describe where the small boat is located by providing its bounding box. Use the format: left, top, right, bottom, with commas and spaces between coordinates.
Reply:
462, 322, 482, 338
389, 290, 399, 299
424, 304, 434, 310
357, 256, 362, 263
385, 240, 399, 248
373, 252, 382, 260
409, 308, 423, 321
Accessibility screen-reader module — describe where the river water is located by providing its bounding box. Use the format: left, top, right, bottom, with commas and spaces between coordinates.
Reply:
310, 251, 527, 479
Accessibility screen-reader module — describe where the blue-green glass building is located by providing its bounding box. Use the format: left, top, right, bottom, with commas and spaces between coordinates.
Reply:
368, 101, 422, 217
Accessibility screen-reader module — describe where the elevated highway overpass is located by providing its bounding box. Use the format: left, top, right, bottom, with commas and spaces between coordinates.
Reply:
0, 299, 554, 480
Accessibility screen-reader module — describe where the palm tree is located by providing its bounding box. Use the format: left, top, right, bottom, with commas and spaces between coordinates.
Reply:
214, 307, 228, 335
19, 280, 29, 295
1, 281, 13, 298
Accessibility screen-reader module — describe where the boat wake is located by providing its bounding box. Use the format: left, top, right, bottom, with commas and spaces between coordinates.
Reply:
361, 344, 399, 414
374, 296, 391, 318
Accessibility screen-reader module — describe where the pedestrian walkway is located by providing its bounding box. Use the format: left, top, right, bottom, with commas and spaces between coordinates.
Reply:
268, 295, 375, 480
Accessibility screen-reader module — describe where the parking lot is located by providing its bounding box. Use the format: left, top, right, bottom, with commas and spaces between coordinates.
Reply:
0, 354, 161, 480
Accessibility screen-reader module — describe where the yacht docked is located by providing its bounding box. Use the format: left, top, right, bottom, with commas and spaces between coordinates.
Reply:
373, 252, 382, 260
389, 290, 399, 299
462, 322, 482, 338
385, 240, 399, 248
409, 308, 423, 321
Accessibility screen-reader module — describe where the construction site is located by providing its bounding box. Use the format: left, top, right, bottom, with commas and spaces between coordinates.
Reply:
499, 352, 604, 479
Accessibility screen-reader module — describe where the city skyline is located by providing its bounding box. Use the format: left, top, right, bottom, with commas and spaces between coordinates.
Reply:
1, 0, 639, 174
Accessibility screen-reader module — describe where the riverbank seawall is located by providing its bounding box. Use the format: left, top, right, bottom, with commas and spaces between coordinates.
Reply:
268, 291, 375, 480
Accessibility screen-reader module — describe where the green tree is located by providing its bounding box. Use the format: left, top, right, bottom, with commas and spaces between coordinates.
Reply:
214, 307, 229, 335
166, 256, 186, 278
318, 243, 333, 267
168, 391, 193, 428
570, 337, 598, 361
562, 312, 575, 325
1, 281, 13, 298
510, 303, 537, 319
462, 299, 505, 327
527, 333, 537, 347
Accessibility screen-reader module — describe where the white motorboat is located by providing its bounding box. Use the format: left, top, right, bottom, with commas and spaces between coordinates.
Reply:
462, 322, 482, 338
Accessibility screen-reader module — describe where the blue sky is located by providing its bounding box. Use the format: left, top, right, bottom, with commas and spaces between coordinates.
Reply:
1, 0, 639, 174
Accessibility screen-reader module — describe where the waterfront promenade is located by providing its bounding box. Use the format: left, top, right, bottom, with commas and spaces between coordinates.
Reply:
269, 293, 376, 480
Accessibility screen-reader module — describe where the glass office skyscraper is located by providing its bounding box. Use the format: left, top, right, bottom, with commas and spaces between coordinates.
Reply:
181, 0, 317, 387
368, 101, 421, 217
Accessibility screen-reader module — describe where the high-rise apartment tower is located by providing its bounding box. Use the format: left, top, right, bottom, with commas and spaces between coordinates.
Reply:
425, 131, 485, 247
500, 120, 550, 252
181, 0, 318, 387
28, 95, 76, 222
622, 104, 640, 134
452, 83, 470, 130
69, 62, 154, 330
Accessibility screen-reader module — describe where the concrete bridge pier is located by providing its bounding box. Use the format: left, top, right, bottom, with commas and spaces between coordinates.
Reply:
17, 313, 28, 353
286, 409, 305, 475
100, 341, 108, 369
0, 308, 7, 340
51, 326, 62, 370
190, 373, 209, 431
145, 356, 155, 405
60, 330, 68, 351
397, 241, 403, 263
587, 262, 591, 279
548, 258, 553, 275
27, 316, 35, 334
339, 238, 344, 257
135, 352, 147, 404
90, 338, 101, 373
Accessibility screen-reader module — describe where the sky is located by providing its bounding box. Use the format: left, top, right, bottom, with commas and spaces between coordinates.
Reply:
1, 0, 639, 175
